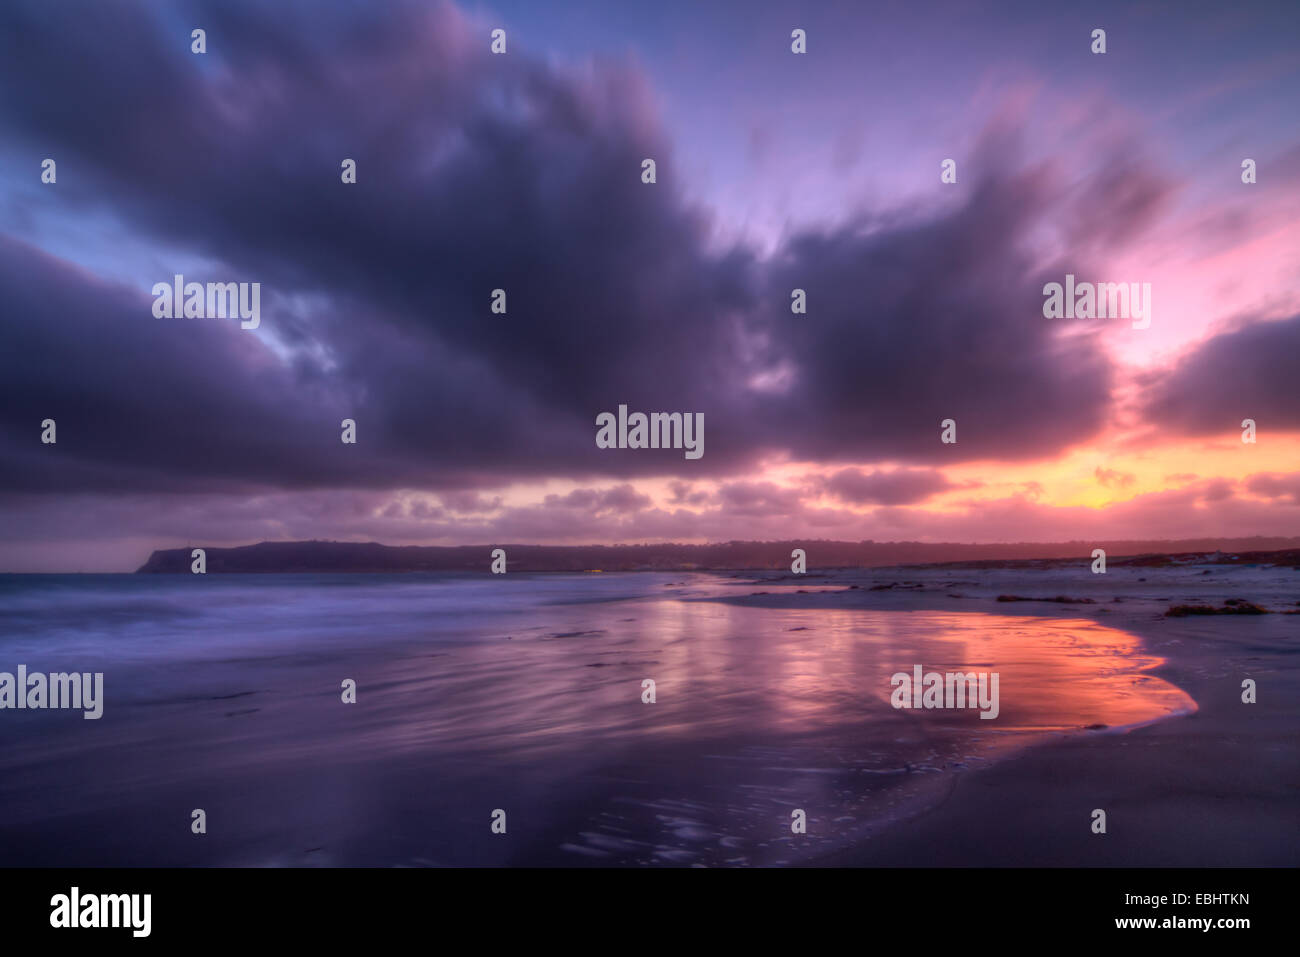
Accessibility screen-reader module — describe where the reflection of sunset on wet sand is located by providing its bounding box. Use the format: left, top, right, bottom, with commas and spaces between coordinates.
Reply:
0, 572, 1205, 866
354, 599, 1195, 764
313, 587, 1196, 864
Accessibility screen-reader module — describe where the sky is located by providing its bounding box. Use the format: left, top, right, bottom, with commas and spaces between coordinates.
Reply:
0, 0, 1298, 571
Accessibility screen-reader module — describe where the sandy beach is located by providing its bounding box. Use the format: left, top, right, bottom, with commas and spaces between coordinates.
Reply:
713, 560, 1299, 866
0, 559, 1294, 867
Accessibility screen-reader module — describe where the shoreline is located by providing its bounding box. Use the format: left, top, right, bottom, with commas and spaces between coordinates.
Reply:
704, 563, 1298, 866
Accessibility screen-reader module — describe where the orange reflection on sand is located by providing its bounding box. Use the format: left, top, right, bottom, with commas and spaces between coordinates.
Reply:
641, 605, 1194, 740
346, 602, 1194, 763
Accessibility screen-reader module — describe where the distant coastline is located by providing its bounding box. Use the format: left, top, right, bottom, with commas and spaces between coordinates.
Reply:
134, 538, 1300, 574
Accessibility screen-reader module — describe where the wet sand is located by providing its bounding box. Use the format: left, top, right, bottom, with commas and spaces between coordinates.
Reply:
0, 564, 1293, 866
712, 561, 1299, 866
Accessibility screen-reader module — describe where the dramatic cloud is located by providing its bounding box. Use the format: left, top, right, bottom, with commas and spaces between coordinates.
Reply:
0, 0, 1144, 501
1141, 315, 1300, 436
0, 0, 1295, 569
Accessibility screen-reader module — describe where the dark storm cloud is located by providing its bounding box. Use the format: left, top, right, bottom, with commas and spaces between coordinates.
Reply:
1141, 315, 1300, 437
0, 0, 1141, 496
0, 237, 352, 493
739, 121, 1153, 465
0, 235, 586, 493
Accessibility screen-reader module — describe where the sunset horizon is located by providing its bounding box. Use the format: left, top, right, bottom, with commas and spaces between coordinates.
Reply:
2, 0, 1299, 572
